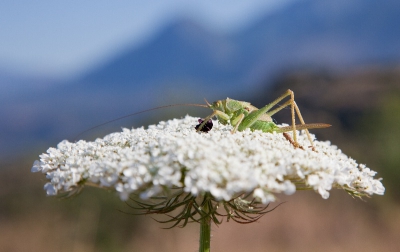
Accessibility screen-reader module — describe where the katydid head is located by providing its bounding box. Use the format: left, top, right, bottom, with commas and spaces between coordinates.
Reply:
208, 99, 225, 112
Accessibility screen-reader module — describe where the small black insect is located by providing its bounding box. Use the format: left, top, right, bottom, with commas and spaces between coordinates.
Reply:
195, 118, 213, 133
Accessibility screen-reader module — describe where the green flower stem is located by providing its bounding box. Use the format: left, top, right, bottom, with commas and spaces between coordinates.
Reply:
199, 197, 211, 252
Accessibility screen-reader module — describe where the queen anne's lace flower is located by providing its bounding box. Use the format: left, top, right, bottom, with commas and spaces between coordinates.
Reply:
32, 115, 384, 203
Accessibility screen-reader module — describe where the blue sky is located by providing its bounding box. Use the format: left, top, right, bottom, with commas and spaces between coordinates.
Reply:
0, 0, 295, 78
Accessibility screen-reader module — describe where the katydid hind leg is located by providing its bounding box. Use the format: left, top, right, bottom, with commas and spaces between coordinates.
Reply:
292, 100, 317, 150
278, 123, 331, 150
286, 91, 315, 150
269, 89, 315, 149
247, 89, 317, 150
283, 132, 305, 150
240, 89, 302, 147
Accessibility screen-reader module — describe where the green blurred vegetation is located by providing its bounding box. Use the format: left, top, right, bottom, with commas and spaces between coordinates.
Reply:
358, 92, 400, 200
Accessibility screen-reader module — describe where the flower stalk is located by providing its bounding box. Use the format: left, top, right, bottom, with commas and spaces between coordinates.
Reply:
199, 195, 211, 252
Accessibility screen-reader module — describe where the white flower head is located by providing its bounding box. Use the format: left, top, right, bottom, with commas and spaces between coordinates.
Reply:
32, 115, 384, 204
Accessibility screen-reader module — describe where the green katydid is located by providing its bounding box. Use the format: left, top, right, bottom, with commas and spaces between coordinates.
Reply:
75, 89, 330, 150
195, 89, 330, 150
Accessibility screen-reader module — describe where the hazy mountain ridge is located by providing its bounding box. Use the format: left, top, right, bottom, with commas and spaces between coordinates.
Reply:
79, 20, 240, 90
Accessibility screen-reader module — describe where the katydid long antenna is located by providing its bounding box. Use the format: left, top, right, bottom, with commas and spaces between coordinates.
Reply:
73, 103, 209, 141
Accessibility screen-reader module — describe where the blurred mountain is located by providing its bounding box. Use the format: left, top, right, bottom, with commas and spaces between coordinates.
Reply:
79, 20, 241, 93
1, 0, 400, 160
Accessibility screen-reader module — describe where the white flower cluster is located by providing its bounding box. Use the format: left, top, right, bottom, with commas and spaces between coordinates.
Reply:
32, 116, 384, 204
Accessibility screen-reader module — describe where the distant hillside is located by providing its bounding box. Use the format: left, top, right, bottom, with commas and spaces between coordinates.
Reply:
79, 20, 240, 91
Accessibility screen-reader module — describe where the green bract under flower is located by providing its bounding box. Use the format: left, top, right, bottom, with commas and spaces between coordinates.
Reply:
32, 115, 384, 203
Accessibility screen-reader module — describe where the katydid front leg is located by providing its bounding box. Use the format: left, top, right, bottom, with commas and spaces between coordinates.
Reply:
230, 113, 245, 133
196, 110, 230, 132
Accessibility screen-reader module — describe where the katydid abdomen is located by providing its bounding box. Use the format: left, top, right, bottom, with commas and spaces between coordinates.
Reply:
247, 121, 280, 133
